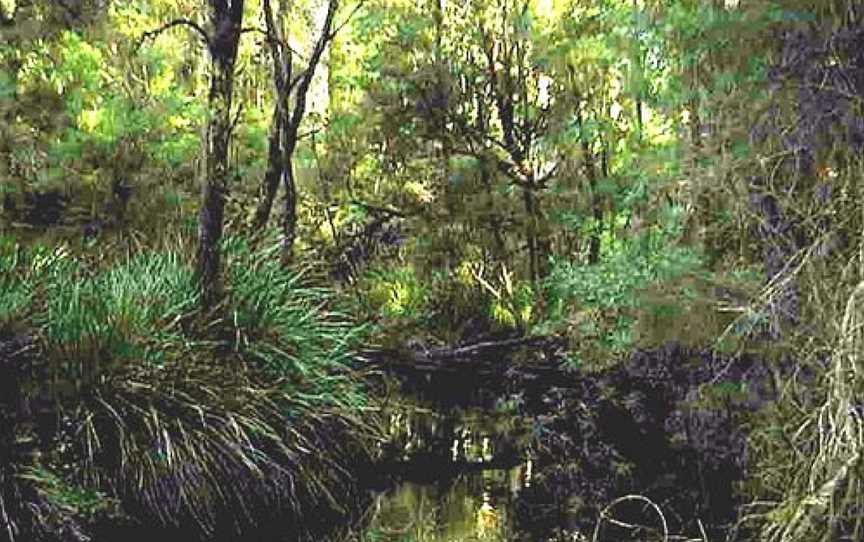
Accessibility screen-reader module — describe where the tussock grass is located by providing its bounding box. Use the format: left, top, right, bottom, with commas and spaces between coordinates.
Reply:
1, 237, 378, 540
40, 250, 197, 378
224, 237, 371, 410
0, 470, 94, 542
76, 355, 372, 540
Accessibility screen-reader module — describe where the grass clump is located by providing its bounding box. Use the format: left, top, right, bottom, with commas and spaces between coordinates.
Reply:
18, 465, 116, 521
76, 355, 371, 540
40, 250, 198, 372
224, 237, 371, 410
2, 237, 377, 541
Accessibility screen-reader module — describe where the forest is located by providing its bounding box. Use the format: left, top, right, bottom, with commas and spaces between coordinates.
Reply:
1, 0, 863, 541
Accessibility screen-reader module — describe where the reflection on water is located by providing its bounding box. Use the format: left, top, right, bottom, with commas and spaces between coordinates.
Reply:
351, 398, 533, 542
360, 470, 520, 542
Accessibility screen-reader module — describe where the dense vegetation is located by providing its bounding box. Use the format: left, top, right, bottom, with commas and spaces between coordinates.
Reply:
1, 0, 863, 540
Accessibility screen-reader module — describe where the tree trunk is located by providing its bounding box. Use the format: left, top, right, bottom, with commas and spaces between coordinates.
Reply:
522, 183, 543, 282
255, 0, 338, 265
253, 100, 285, 229
277, 0, 334, 263
196, 0, 244, 308
280, 152, 298, 265
253, 0, 291, 231
480, 160, 507, 258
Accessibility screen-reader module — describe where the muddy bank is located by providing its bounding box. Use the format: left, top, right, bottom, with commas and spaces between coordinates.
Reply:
512, 343, 772, 541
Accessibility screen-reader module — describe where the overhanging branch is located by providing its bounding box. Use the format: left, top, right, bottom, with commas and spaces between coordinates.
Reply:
136, 19, 210, 52
349, 199, 408, 219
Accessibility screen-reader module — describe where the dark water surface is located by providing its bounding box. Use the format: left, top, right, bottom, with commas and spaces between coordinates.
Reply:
346, 343, 768, 542
348, 390, 536, 542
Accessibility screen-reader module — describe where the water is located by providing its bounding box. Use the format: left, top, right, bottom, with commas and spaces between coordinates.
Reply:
350, 393, 535, 542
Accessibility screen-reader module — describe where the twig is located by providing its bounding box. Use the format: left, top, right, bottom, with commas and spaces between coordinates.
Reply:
241, 26, 310, 61
136, 19, 210, 52
0, 488, 14, 542
416, 335, 559, 361
228, 101, 246, 140
592, 494, 669, 542
328, 0, 368, 40
349, 200, 407, 218
697, 518, 709, 542
298, 127, 324, 141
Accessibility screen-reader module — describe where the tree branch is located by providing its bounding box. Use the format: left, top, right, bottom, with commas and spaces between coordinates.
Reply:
288, 69, 308, 93
297, 126, 324, 140
287, 0, 338, 132
136, 19, 210, 52
241, 26, 310, 61
55, 0, 86, 23
329, 0, 367, 40
228, 101, 246, 140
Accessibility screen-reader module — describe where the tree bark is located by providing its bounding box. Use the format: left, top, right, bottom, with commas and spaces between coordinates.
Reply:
254, 0, 291, 232
522, 183, 543, 282
196, 0, 244, 308
279, 153, 298, 265
254, 100, 285, 229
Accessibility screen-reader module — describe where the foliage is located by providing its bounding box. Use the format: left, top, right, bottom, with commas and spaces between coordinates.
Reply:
544, 231, 703, 363
3, 0, 864, 539
729, 8, 864, 541
0, 235, 376, 539
362, 266, 429, 321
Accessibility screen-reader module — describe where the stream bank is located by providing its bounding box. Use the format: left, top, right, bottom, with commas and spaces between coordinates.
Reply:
353, 340, 774, 542
1, 332, 773, 542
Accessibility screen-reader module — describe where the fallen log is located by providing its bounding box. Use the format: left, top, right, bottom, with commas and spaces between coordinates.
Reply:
416, 335, 563, 361
358, 334, 573, 385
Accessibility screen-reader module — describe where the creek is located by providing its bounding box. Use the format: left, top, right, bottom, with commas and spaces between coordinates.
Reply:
348, 377, 537, 542
346, 342, 769, 542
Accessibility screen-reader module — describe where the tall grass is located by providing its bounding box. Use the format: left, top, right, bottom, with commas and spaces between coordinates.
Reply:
748, 274, 864, 542
77, 356, 371, 540
0, 241, 70, 333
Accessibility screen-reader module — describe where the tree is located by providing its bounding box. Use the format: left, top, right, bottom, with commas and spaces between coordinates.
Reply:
253, 0, 341, 266
196, 0, 245, 306
137, 2, 250, 306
